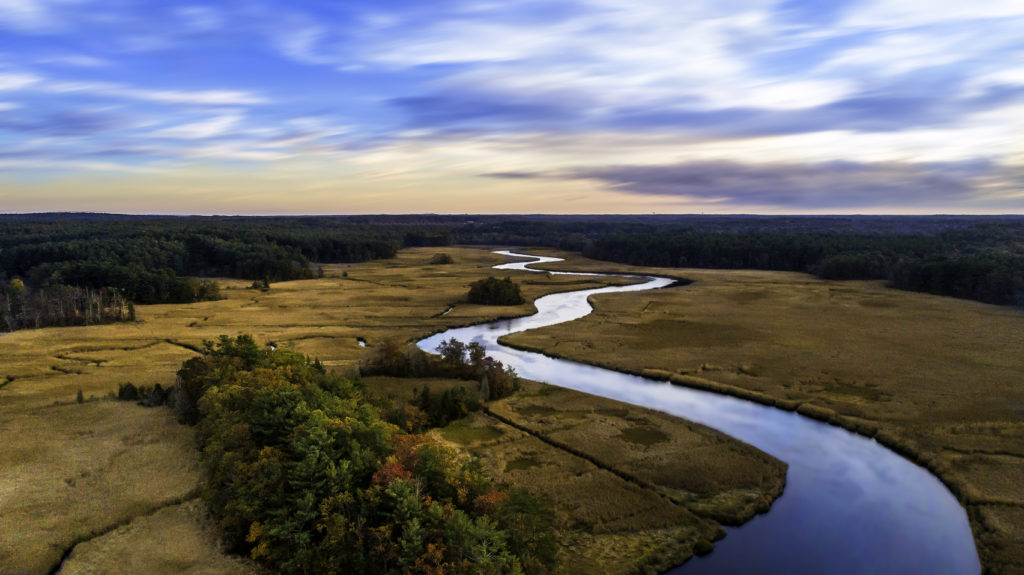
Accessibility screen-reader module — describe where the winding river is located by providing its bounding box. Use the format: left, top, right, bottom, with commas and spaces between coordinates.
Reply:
416, 251, 980, 574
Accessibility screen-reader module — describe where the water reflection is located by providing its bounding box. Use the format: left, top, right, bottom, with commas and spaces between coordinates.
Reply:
417, 251, 979, 575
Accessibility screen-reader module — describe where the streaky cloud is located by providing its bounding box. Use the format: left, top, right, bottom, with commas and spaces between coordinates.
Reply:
485, 160, 1021, 210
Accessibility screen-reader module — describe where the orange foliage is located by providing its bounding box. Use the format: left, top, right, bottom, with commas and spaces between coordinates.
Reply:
393, 433, 433, 469
473, 487, 509, 516
372, 458, 412, 485
412, 542, 451, 575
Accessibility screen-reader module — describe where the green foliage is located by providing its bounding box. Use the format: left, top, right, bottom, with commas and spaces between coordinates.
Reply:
467, 276, 524, 306
0, 215, 404, 309
362, 339, 520, 404
430, 253, 455, 265
178, 334, 556, 575
693, 539, 714, 556
408, 385, 482, 431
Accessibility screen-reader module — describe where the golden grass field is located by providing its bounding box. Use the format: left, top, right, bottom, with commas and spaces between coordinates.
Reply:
0, 247, 785, 574
502, 248, 1024, 574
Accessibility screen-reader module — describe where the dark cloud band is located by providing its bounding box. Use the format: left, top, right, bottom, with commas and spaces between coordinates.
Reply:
485, 160, 1020, 210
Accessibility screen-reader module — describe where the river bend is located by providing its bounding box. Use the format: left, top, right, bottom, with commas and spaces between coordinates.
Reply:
416, 251, 979, 575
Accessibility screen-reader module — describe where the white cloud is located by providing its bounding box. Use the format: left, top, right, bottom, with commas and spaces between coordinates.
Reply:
0, 0, 60, 32
46, 80, 269, 105
350, 0, 854, 113
152, 113, 243, 139
841, 0, 1024, 29
817, 32, 973, 76
175, 5, 223, 32
0, 71, 42, 90
37, 54, 111, 68
274, 23, 335, 66
0, 101, 19, 111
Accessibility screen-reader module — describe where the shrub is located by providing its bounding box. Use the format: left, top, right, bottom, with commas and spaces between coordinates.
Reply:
117, 382, 139, 401
430, 253, 454, 265
467, 276, 524, 305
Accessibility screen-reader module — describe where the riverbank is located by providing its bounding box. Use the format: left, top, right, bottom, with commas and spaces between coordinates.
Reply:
501, 248, 1024, 574
1, 247, 786, 574
369, 373, 787, 575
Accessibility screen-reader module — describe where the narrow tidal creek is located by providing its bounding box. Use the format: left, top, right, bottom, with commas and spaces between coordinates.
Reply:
417, 251, 980, 575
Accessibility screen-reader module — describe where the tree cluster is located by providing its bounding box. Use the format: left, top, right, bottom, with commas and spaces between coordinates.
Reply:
174, 335, 556, 575
467, 277, 524, 306
1, 279, 134, 332
362, 338, 521, 403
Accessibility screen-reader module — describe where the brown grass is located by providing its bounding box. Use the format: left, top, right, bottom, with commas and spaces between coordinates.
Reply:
502, 247, 1024, 573
0, 402, 202, 574
436, 411, 727, 575
0, 247, 668, 574
488, 383, 786, 524
56, 498, 257, 575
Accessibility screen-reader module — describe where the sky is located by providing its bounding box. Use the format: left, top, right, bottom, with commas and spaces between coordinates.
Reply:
1, 0, 1023, 215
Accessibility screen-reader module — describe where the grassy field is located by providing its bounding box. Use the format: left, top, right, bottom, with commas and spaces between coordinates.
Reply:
1, 247, 784, 574
56, 499, 257, 575
487, 381, 785, 525
371, 376, 786, 574
502, 248, 1024, 574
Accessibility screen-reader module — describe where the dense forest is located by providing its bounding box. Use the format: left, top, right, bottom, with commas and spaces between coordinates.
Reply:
1, 214, 1022, 328
170, 335, 555, 575
0, 215, 448, 331
447, 215, 1024, 307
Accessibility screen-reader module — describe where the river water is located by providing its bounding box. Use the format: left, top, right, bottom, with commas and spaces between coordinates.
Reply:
416, 251, 980, 574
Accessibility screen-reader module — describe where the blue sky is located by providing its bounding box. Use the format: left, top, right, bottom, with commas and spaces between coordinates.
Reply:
1, 0, 1022, 214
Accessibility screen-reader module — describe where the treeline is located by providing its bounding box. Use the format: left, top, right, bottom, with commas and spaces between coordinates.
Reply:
446, 215, 1024, 307
580, 229, 1024, 306
1, 279, 134, 331
172, 334, 556, 575
4, 214, 1021, 312
0, 215, 453, 331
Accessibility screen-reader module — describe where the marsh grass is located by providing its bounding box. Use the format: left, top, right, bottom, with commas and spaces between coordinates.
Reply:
489, 385, 786, 525
56, 499, 256, 575
503, 247, 1024, 572
443, 412, 727, 575
2, 247, 784, 575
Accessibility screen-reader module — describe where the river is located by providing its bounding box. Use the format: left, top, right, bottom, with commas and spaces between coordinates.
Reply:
416, 250, 980, 575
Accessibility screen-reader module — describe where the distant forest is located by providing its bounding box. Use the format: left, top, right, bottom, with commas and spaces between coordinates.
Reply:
0, 215, 447, 331
1, 213, 1022, 332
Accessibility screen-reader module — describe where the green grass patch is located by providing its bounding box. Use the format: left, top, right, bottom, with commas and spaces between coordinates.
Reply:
505, 455, 542, 472
617, 426, 670, 447
440, 418, 504, 445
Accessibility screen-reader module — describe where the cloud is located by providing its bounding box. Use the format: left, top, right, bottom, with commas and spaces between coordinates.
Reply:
0, 108, 121, 136
0, 72, 42, 91
488, 160, 1017, 209
0, 0, 70, 33
175, 5, 223, 33
152, 113, 243, 139
839, 0, 1024, 28
609, 83, 1024, 136
46, 80, 269, 105
392, 92, 583, 129
36, 54, 112, 68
